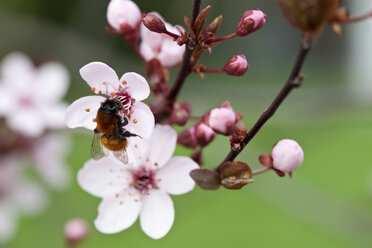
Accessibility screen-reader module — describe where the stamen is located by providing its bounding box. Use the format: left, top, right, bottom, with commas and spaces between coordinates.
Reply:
91, 87, 96, 93
122, 80, 127, 85
133, 119, 138, 124
85, 108, 90, 112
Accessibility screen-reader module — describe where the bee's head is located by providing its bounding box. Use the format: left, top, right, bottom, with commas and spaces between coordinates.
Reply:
100, 99, 123, 113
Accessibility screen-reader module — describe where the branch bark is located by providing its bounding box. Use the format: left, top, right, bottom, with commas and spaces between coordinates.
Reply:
216, 37, 312, 172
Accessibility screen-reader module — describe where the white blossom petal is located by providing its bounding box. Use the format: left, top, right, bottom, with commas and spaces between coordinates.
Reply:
41, 103, 68, 129
107, 0, 142, 30
126, 101, 154, 139
80, 62, 119, 94
7, 109, 45, 137
0, 52, 34, 89
65, 95, 105, 130
147, 125, 176, 169
139, 41, 156, 63
120, 72, 150, 101
157, 156, 198, 195
0, 204, 17, 243
140, 189, 174, 239
158, 39, 185, 67
34, 62, 70, 103
78, 158, 131, 198
9, 178, 47, 215
94, 190, 141, 234
0, 85, 12, 116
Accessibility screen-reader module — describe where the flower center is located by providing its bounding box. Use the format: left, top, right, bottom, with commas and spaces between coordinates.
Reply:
131, 167, 156, 193
115, 91, 135, 115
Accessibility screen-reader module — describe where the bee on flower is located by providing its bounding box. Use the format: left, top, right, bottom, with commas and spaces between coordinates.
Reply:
65, 62, 155, 163
77, 125, 199, 239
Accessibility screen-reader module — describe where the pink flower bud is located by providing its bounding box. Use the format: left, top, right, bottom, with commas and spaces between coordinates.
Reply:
171, 102, 191, 126
209, 105, 237, 135
107, 0, 142, 33
224, 55, 249, 76
236, 9, 266, 36
178, 126, 197, 148
271, 139, 304, 173
64, 219, 89, 245
195, 123, 215, 147
143, 13, 167, 34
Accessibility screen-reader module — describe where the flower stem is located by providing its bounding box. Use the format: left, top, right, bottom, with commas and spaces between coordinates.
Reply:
206, 33, 237, 43
215, 37, 312, 172
201, 68, 225, 73
252, 166, 272, 176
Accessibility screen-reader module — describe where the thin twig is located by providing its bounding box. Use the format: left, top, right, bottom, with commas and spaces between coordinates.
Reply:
155, 0, 201, 122
336, 10, 372, 24
216, 37, 312, 172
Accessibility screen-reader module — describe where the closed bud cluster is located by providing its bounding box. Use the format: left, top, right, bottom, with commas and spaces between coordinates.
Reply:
171, 102, 191, 126
64, 219, 89, 246
106, 0, 142, 34
230, 121, 247, 150
236, 9, 266, 37
272, 139, 304, 173
143, 13, 167, 34
224, 55, 249, 76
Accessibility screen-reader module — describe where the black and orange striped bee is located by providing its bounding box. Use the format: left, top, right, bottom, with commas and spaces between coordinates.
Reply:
91, 98, 138, 164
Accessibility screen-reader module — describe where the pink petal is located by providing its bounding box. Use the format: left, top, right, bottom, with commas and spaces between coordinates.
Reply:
34, 62, 70, 104
94, 190, 141, 234
77, 157, 131, 198
140, 189, 174, 239
0, 205, 16, 243
139, 41, 156, 63
158, 39, 185, 67
7, 109, 45, 137
65, 95, 105, 130
107, 0, 141, 30
156, 156, 198, 195
126, 101, 154, 139
79, 62, 119, 94
41, 103, 68, 129
120, 72, 150, 101
0, 52, 34, 89
146, 125, 176, 169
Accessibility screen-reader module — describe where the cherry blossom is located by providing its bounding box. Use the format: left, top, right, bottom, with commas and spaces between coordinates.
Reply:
78, 125, 198, 239
0, 156, 47, 243
65, 62, 154, 139
140, 13, 185, 67
0, 52, 70, 137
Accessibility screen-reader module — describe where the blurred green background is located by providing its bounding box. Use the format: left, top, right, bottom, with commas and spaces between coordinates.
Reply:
1, 0, 372, 247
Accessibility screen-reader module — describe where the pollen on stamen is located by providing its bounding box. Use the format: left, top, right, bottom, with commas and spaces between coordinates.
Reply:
134, 199, 139, 202
130, 110, 134, 114
115, 193, 119, 198
122, 80, 127, 85
92, 118, 96, 122
91, 87, 96, 93
98, 90, 102, 95
133, 119, 138, 124
120, 201, 124, 205
154, 162, 159, 167
85, 108, 90, 112
111, 92, 116, 97
157, 178, 162, 182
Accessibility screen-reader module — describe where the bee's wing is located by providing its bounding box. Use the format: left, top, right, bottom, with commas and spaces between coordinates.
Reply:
113, 150, 128, 165
91, 132, 105, 160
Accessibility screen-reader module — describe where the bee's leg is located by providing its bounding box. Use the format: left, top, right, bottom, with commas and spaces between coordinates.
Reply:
122, 116, 129, 126
121, 130, 141, 138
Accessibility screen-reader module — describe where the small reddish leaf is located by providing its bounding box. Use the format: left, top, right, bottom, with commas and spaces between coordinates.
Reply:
258, 154, 273, 167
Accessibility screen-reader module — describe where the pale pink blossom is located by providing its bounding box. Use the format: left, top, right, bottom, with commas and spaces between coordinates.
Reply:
140, 13, 185, 67
106, 0, 142, 32
236, 9, 266, 36
0, 156, 47, 243
208, 103, 237, 135
78, 125, 198, 239
272, 139, 304, 173
65, 62, 154, 139
224, 55, 249, 76
0, 52, 69, 137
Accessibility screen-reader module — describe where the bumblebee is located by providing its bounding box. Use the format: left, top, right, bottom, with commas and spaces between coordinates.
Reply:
91, 99, 138, 164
